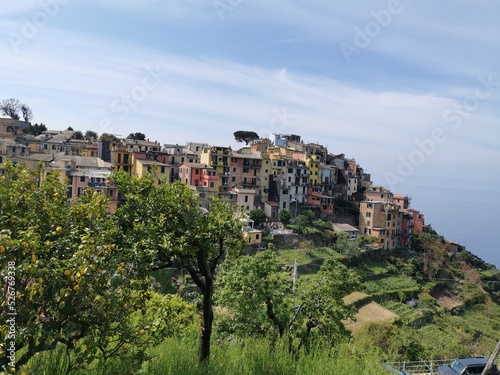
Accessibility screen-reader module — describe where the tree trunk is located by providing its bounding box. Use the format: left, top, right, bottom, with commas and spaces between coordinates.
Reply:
198, 279, 214, 363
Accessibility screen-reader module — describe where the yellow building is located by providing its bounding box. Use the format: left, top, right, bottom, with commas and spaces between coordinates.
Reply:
200, 146, 231, 190
359, 201, 401, 250
133, 159, 170, 185
305, 154, 320, 185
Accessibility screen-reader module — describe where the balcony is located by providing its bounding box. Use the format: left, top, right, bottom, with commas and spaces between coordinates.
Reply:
88, 182, 109, 188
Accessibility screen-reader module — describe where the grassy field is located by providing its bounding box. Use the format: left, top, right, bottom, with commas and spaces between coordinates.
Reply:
27, 336, 388, 375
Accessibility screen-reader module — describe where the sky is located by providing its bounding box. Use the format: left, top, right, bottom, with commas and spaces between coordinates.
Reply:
1, 2, 499, 213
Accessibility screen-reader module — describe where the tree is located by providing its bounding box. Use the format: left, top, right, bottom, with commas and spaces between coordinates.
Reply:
249, 208, 266, 227
73, 130, 84, 139
335, 232, 361, 258
1, 99, 32, 122
99, 133, 120, 142
67, 126, 74, 131
216, 251, 360, 350
278, 209, 291, 228
0, 160, 156, 372
1, 98, 21, 120
84, 130, 98, 140
233, 130, 259, 145
415, 232, 447, 278
23, 123, 47, 136
20, 103, 33, 122
113, 173, 243, 363
127, 132, 146, 141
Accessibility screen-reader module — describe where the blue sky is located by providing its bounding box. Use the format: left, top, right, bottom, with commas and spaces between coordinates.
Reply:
1, 0, 499, 197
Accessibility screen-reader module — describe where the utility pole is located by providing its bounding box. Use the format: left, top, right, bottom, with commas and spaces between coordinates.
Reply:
482, 340, 500, 375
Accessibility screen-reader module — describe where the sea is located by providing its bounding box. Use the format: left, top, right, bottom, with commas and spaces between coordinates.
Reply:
399, 185, 500, 269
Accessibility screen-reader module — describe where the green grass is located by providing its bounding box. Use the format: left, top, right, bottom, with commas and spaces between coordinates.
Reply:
361, 260, 393, 275
275, 247, 343, 267
364, 276, 419, 294
27, 336, 389, 375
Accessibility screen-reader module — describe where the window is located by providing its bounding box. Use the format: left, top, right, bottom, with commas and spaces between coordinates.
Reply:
160, 166, 165, 174
232, 177, 235, 182
367, 220, 370, 226
387, 214, 392, 220
366, 212, 371, 217
282, 202, 287, 209
244, 196, 248, 203
256, 234, 260, 240
243, 168, 249, 173
210, 182, 214, 188
233, 167, 236, 172
195, 169, 199, 174
80, 176, 86, 182
288, 168, 293, 173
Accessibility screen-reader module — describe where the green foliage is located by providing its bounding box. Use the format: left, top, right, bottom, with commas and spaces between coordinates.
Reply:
73, 130, 84, 139
127, 132, 146, 141
216, 251, 360, 350
84, 130, 98, 140
355, 323, 424, 362
249, 208, 266, 227
291, 214, 308, 228
136, 292, 199, 345
311, 219, 331, 230
24, 122, 47, 136
233, 130, 259, 145
141, 336, 385, 375
0, 160, 151, 371
278, 209, 291, 228
335, 232, 360, 258
363, 276, 419, 294
216, 251, 290, 338
113, 172, 244, 363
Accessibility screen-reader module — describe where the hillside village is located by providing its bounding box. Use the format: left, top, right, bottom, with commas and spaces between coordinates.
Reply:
1, 117, 428, 250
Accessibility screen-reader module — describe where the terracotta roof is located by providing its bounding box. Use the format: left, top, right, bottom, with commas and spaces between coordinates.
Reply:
265, 201, 279, 207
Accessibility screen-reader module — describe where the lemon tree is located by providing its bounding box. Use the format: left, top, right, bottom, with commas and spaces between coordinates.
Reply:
0, 160, 150, 372
113, 171, 243, 363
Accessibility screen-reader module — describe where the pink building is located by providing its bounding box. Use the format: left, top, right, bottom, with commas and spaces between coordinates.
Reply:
365, 185, 394, 203
67, 170, 119, 213
393, 194, 410, 210
232, 187, 256, 215
229, 152, 262, 189
179, 162, 218, 191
